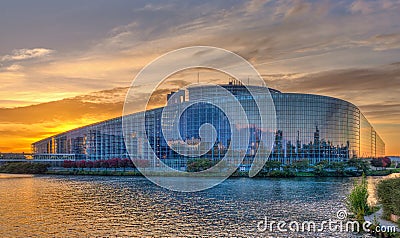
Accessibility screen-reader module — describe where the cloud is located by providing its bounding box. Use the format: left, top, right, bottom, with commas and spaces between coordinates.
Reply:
1, 0, 398, 109
0, 84, 181, 152
1, 62, 399, 154
0, 98, 122, 125
272, 0, 314, 20
245, 0, 271, 13
133, 3, 174, 12
4, 64, 23, 71
264, 62, 400, 124
0, 88, 126, 152
1, 48, 55, 62
349, 0, 400, 14
73, 87, 130, 104
355, 33, 400, 51
349, 0, 374, 14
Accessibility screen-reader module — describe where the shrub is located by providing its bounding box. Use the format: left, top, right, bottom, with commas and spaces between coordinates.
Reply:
186, 158, 212, 172
267, 170, 295, 177
376, 178, 400, 220
367, 170, 392, 176
291, 159, 309, 172
347, 159, 370, 173
0, 162, 49, 174
347, 175, 369, 222
313, 162, 328, 177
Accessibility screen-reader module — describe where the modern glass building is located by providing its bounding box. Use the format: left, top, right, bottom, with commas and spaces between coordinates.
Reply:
32, 83, 385, 170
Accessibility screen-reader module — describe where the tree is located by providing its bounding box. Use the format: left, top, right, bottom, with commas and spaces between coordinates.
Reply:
93, 160, 101, 171
125, 158, 134, 169
292, 159, 309, 172
186, 158, 212, 172
63, 160, 74, 168
263, 160, 282, 173
100, 160, 109, 170
313, 160, 329, 176
371, 157, 391, 169
371, 158, 383, 168
108, 158, 119, 171
381, 157, 391, 168
329, 162, 346, 176
86, 161, 94, 171
118, 158, 132, 172
347, 159, 370, 174
76, 160, 86, 171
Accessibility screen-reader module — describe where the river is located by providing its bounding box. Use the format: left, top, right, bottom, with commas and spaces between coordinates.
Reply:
1, 174, 394, 237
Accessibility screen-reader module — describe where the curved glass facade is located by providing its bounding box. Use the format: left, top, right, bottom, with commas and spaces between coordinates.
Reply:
32, 84, 385, 169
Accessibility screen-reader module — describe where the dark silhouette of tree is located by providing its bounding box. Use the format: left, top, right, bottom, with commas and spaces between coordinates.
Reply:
125, 158, 134, 169
86, 161, 94, 171
108, 158, 119, 171
100, 160, 109, 170
382, 157, 391, 168
371, 157, 391, 170
93, 160, 101, 171
76, 160, 86, 171
62, 160, 74, 168
118, 158, 132, 172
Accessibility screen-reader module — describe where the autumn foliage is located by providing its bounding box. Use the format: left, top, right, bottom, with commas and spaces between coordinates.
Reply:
63, 158, 134, 171
370, 157, 391, 168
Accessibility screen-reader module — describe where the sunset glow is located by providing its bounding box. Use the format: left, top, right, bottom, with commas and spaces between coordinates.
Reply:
0, 0, 399, 155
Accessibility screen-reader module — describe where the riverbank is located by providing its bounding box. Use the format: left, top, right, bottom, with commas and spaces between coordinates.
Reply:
2, 161, 399, 178
344, 174, 400, 237
43, 168, 400, 178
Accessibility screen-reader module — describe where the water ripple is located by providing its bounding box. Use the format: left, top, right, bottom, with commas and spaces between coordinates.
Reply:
0, 176, 374, 237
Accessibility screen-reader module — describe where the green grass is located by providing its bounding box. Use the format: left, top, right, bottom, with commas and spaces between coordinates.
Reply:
367, 170, 392, 176
347, 175, 369, 223
390, 168, 400, 173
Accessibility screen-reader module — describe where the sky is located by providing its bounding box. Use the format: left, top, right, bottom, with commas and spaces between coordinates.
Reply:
0, 0, 399, 155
